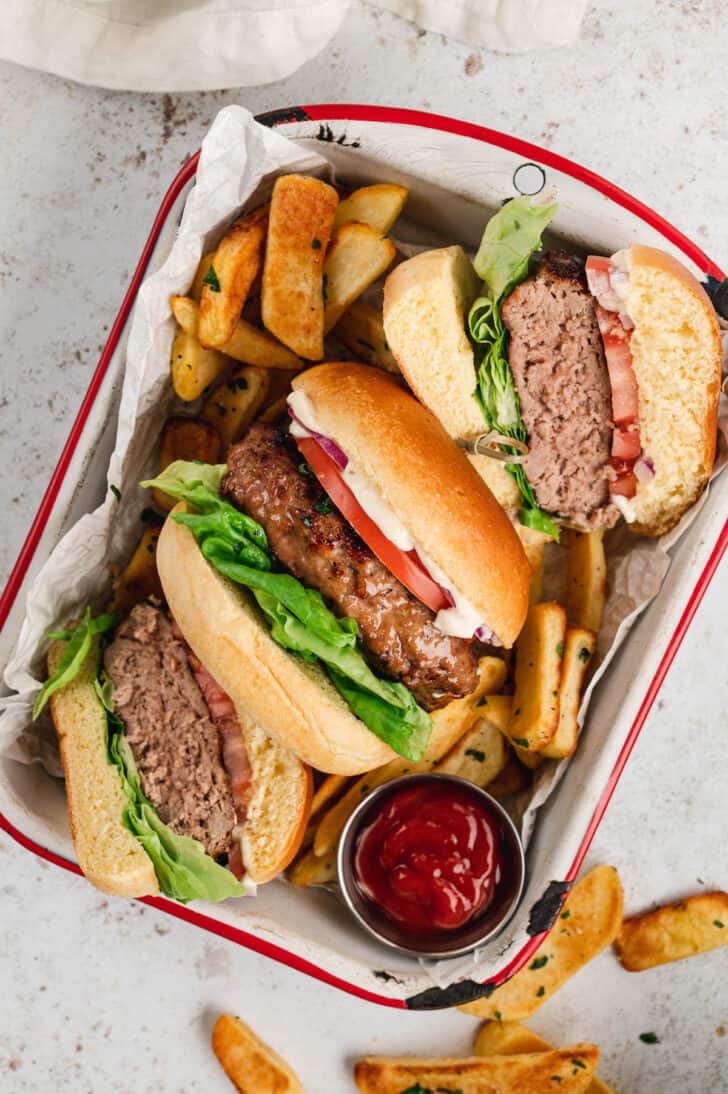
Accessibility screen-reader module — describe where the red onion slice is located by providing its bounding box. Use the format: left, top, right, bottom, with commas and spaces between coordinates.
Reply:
288, 409, 349, 469
634, 456, 655, 483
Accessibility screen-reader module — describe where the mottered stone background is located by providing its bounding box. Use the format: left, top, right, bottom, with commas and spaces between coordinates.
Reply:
1, 1, 726, 1090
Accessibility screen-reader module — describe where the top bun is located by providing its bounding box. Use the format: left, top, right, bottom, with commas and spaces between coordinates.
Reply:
625, 244, 722, 536
292, 363, 530, 647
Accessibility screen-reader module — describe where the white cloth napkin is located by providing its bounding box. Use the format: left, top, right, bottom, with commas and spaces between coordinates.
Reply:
0, 0, 587, 92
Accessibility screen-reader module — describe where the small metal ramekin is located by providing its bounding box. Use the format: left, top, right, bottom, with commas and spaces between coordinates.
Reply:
337, 773, 525, 960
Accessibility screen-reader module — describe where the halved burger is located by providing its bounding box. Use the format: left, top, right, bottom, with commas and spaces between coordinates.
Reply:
147, 363, 530, 775
36, 600, 312, 899
383, 197, 722, 538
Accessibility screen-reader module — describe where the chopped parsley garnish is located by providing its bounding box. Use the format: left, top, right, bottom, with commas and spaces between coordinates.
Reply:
536, 985, 545, 997
639, 1032, 659, 1044
301, 515, 313, 527
465, 749, 485, 763
697, 877, 705, 885
513, 737, 529, 748
571, 1058, 586, 1069
312, 237, 321, 250
202, 265, 221, 292
529, 955, 548, 970
578, 646, 591, 662
560, 909, 571, 919
550, 1078, 562, 1084
494, 1010, 503, 1023
110, 484, 121, 501
714, 920, 725, 929
228, 376, 248, 392
477, 696, 489, 707
314, 497, 333, 515
556, 641, 564, 657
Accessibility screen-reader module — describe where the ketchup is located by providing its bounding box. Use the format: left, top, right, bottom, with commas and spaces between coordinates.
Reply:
353, 782, 503, 933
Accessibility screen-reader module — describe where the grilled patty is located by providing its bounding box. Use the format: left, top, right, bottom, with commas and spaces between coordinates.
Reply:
502, 251, 618, 529
223, 422, 479, 710
104, 601, 236, 858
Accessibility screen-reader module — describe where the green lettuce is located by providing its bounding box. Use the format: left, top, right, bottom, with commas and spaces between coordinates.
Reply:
37, 613, 245, 903
469, 196, 560, 541
142, 462, 432, 762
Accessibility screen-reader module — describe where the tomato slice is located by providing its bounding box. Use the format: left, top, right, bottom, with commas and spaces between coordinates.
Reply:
295, 436, 452, 615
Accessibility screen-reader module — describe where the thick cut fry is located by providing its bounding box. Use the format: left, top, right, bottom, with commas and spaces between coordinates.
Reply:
211, 1014, 303, 1094
515, 523, 551, 605
566, 530, 607, 634
199, 206, 268, 349
460, 866, 624, 1020
543, 628, 597, 759
310, 774, 349, 820
424, 656, 508, 762
435, 716, 507, 788
201, 367, 270, 449
474, 1023, 614, 1094
334, 183, 408, 234
151, 418, 221, 513
190, 251, 216, 301
615, 891, 728, 971
258, 397, 288, 424
480, 693, 544, 770
262, 174, 338, 359
334, 299, 399, 373
170, 328, 229, 402
486, 757, 531, 799
508, 602, 567, 752
288, 847, 337, 887
354, 1046, 599, 1094
323, 223, 397, 333
110, 523, 163, 613
171, 295, 303, 370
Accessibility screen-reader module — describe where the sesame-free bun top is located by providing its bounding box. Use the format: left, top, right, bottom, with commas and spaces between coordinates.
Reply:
625, 244, 722, 536
292, 363, 530, 647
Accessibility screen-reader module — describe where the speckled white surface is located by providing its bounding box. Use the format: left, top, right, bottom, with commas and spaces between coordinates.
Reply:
1, 2, 727, 1091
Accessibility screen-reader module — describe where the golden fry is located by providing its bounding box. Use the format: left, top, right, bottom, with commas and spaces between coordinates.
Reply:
435, 716, 507, 789
424, 656, 507, 762
310, 774, 350, 820
110, 523, 164, 613
170, 328, 229, 402
473, 1023, 614, 1094
151, 418, 221, 513
543, 627, 597, 759
201, 367, 270, 449
334, 183, 408, 234
334, 300, 399, 373
199, 206, 268, 349
354, 1046, 599, 1094
323, 223, 397, 333
287, 847, 337, 888
485, 757, 530, 800
566, 530, 607, 634
172, 295, 303, 371
460, 866, 624, 1020
262, 174, 338, 360
211, 1014, 303, 1094
508, 602, 567, 752
615, 891, 728, 971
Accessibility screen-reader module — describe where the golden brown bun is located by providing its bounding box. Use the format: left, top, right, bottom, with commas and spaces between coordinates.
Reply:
292, 363, 530, 647
156, 510, 396, 775
47, 635, 159, 898
383, 246, 484, 440
626, 244, 722, 536
236, 711, 312, 883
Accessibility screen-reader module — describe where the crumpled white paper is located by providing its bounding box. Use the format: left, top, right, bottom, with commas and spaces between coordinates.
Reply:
0, 0, 588, 92
1, 107, 726, 980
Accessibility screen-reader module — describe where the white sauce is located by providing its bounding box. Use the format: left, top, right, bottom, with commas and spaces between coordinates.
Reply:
612, 494, 637, 523
287, 391, 494, 640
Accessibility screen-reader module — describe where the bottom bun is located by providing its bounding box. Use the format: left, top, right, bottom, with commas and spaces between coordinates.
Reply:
237, 712, 312, 883
48, 634, 160, 898
156, 511, 396, 775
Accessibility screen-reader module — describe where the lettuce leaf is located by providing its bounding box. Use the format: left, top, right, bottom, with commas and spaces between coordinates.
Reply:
469, 197, 560, 541
97, 678, 245, 904
143, 462, 432, 761
33, 607, 119, 718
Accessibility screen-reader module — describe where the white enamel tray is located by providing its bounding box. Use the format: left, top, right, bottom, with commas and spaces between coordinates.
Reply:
1, 105, 726, 1009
